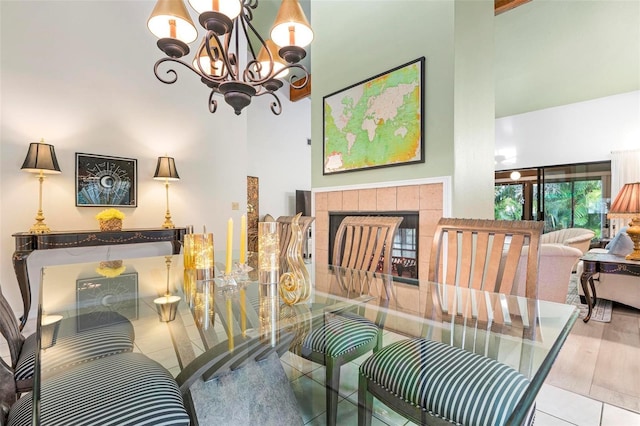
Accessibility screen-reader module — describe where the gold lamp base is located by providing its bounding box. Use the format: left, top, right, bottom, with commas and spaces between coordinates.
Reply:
161, 212, 175, 229
29, 210, 51, 233
625, 218, 640, 261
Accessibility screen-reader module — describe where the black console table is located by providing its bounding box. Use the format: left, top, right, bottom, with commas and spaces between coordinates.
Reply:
12, 228, 186, 329
580, 251, 640, 322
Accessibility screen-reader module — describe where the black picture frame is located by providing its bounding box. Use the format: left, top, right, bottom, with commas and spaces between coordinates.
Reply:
323, 57, 425, 175
75, 153, 137, 207
76, 272, 138, 332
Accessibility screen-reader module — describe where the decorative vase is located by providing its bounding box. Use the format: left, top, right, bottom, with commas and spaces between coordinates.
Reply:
279, 213, 311, 305
99, 218, 123, 231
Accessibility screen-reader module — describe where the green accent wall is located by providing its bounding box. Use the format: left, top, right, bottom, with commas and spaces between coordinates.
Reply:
311, 0, 495, 218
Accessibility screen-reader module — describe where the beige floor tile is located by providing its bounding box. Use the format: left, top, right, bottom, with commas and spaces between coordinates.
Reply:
534, 411, 579, 426
536, 384, 602, 426
601, 403, 640, 425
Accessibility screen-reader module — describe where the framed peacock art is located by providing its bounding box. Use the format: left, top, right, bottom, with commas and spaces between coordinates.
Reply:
76, 153, 137, 207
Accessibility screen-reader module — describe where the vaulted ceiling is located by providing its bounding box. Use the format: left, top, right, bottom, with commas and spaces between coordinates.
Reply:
252, 1, 639, 118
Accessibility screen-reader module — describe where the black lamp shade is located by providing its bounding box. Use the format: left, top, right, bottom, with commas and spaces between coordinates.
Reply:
154, 156, 180, 180
21, 142, 61, 174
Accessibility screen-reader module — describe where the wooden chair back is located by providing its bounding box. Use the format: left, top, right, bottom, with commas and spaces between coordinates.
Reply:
429, 218, 543, 299
0, 290, 23, 407
333, 216, 403, 275
276, 215, 315, 273
426, 218, 544, 372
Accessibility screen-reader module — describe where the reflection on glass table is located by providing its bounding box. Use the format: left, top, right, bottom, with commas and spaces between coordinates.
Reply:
31, 254, 577, 425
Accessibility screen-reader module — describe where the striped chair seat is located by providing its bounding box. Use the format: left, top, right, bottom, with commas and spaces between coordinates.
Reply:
360, 338, 532, 426
8, 352, 190, 426
302, 312, 379, 358
14, 311, 134, 386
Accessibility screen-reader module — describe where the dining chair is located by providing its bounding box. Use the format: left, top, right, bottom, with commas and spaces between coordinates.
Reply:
276, 214, 315, 273
358, 218, 544, 426
0, 289, 135, 399
300, 215, 403, 426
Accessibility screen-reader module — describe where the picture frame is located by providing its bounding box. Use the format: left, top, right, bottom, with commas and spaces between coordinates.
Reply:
76, 153, 137, 207
76, 272, 138, 332
323, 57, 425, 175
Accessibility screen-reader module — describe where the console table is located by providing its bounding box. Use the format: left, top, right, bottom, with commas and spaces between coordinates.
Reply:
12, 228, 186, 329
580, 252, 640, 322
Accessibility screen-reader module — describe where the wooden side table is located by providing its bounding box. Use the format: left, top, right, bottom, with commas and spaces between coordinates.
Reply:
579, 252, 640, 322
12, 228, 186, 329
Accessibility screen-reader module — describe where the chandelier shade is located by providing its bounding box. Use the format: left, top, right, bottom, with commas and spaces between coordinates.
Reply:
148, 0, 312, 116
188, 0, 242, 19
270, 0, 313, 48
147, 0, 198, 45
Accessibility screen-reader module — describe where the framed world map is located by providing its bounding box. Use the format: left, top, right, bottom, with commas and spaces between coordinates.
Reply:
323, 57, 425, 175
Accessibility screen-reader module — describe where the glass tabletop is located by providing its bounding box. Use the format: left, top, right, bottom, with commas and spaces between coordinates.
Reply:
34, 254, 577, 425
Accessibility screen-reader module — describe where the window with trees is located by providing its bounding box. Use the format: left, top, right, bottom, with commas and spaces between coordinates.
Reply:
495, 161, 611, 238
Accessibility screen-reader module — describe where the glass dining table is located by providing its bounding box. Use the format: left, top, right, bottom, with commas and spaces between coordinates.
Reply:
32, 254, 578, 425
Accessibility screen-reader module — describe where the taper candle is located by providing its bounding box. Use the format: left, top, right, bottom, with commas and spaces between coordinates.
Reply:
240, 288, 246, 336
226, 297, 234, 351
239, 214, 247, 264
225, 218, 233, 275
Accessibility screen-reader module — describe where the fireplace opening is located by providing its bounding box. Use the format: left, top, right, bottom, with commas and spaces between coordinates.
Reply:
328, 211, 419, 284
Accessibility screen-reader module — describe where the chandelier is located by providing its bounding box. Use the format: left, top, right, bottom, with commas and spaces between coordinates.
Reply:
147, 0, 313, 116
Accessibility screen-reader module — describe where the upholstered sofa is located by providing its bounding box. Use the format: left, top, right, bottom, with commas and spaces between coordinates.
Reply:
540, 228, 595, 254
512, 243, 584, 304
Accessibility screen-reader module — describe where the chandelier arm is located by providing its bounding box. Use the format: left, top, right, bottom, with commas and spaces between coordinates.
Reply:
208, 91, 218, 114
285, 64, 311, 89
254, 90, 282, 116
204, 32, 235, 81
154, 57, 205, 84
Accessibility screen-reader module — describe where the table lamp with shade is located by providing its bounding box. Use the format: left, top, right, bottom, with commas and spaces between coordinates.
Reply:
153, 156, 180, 229
21, 139, 61, 233
608, 182, 640, 261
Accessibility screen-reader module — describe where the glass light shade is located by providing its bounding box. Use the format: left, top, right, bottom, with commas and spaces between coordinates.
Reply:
256, 39, 289, 79
188, 0, 241, 19
21, 141, 61, 174
270, 0, 314, 48
153, 156, 180, 180
510, 171, 521, 181
41, 314, 63, 349
148, 0, 198, 43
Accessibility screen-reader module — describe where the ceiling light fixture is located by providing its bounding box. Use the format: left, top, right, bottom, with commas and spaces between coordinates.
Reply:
147, 0, 313, 116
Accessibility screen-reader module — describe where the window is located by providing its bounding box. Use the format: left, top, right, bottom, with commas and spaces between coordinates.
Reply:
495, 161, 611, 238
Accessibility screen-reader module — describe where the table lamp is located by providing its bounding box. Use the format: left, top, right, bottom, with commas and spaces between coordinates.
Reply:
608, 182, 640, 261
154, 256, 181, 322
21, 139, 61, 233
153, 156, 180, 229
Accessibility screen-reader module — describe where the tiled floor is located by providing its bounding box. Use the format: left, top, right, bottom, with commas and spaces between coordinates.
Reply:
3, 293, 640, 425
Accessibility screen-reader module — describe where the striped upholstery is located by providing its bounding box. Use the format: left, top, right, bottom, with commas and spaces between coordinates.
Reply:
8, 353, 189, 426
302, 313, 379, 358
360, 339, 531, 426
14, 312, 134, 385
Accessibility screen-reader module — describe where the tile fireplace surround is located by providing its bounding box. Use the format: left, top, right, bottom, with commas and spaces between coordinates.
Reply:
313, 178, 449, 281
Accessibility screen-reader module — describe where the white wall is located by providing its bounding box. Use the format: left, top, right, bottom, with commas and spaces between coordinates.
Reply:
0, 1, 311, 316
248, 95, 311, 218
495, 90, 640, 170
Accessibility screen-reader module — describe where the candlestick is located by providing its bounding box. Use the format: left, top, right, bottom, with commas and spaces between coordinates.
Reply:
225, 217, 233, 275
226, 296, 234, 351
240, 287, 246, 336
239, 214, 247, 264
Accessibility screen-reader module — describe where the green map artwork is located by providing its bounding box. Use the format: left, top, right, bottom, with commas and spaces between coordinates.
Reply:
323, 57, 424, 174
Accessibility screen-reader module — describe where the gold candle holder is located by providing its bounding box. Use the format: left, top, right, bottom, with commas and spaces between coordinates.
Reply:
258, 222, 279, 285
184, 232, 215, 308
